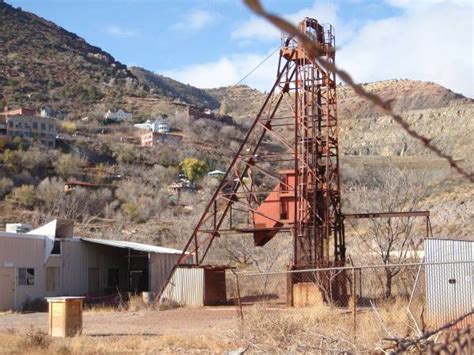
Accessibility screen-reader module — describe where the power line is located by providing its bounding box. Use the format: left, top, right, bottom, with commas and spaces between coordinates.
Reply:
232, 46, 280, 87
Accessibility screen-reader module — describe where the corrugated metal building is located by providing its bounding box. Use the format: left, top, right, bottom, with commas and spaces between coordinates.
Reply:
425, 238, 473, 327
0, 220, 182, 311
160, 266, 227, 306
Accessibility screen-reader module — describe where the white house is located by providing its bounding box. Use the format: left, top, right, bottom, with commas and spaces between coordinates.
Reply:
134, 119, 170, 134
40, 107, 54, 118
154, 119, 170, 133
207, 170, 226, 179
104, 109, 133, 122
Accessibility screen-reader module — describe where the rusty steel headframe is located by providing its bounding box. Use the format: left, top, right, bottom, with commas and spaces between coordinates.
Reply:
167, 17, 345, 271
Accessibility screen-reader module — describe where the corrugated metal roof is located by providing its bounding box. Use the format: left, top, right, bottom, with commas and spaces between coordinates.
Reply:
81, 238, 183, 255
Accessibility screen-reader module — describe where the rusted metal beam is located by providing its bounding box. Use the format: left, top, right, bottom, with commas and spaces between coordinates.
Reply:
343, 211, 430, 219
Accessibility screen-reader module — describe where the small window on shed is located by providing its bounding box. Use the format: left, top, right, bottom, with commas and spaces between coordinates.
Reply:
18, 268, 35, 286
51, 240, 61, 255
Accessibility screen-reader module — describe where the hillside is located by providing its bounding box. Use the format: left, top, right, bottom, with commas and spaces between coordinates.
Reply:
337, 79, 473, 117
208, 79, 473, 158
129, 67, 219, 109
0, 0, 472, 246
206, 85, 264, 122
0, 2, 215, 118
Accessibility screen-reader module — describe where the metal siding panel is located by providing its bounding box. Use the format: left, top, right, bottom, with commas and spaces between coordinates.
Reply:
161, 267, 204, 306
425, 239, 474, 327
63, 240, 127, 296
149, 253, 182, 296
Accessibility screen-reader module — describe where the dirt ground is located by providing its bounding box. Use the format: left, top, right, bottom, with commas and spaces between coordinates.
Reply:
0, 307, 242, 353
0, 307, 238, 336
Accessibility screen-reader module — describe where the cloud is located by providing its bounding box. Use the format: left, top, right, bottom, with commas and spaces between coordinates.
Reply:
165, 0, 472, 98
232, 1, 353, 44
173, 9, 215, 32
162, 51, 278, 90
105, 25, 140, 38
338, 1, 473, 97
386, 0, 472, 7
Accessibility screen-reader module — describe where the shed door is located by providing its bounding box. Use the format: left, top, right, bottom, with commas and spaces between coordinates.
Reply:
88, 268, 100, 294
0, 268, 15, 311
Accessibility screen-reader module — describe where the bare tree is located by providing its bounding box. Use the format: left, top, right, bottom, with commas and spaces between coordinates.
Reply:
345, 166, 429, 298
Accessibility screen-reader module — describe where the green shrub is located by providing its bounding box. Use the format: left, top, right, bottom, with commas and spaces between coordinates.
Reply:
179, 158, 208, 182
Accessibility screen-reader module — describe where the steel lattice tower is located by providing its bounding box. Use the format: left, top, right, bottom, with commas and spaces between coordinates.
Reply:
287, 18, 345, 268
164, 18, 346, 302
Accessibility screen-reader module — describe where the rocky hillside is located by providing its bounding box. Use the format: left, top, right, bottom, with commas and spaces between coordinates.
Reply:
338, 79, 472, 118
0, 2, 214, 118
208, 79, 473, 159
208, 80, 474, 239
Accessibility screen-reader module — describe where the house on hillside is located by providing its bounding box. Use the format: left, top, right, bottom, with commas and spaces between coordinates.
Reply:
63, 180, 114, 193
40, 106, 54, 118
173, 101, 202, 120
1, 107, 56, 147
134, 118, 170, 134
140, 131, 182, 147
1, 107, 36, 116
104, 109, 133, 122
207, 170, 226, 179
0, 219, 185, 311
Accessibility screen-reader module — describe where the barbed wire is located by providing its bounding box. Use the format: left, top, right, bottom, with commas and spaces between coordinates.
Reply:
384, 311, 473, 354
243, 0, 473, 183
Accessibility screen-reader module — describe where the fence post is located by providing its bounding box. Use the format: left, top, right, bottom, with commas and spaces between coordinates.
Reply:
231, 270, 244, 323
352, 267, 358, 346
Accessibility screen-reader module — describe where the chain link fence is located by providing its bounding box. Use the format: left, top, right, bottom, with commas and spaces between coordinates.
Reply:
227, 261, 473, 353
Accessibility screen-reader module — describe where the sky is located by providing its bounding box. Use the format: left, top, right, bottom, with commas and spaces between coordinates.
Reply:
5, 0, 474, 98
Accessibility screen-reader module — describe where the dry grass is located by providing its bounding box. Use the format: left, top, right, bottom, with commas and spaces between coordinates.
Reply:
232, 299, 415, 353
83, 294, 182, 314
83, 306, 121, 314
0, 329, 234, 354
0, 298, 417, 353
126, 295, 150, 312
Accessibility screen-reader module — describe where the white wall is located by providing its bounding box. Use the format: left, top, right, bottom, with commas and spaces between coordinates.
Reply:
0, 234, 45, 309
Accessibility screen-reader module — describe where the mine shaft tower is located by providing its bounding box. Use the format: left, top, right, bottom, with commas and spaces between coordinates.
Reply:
174, 18, 345, 281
